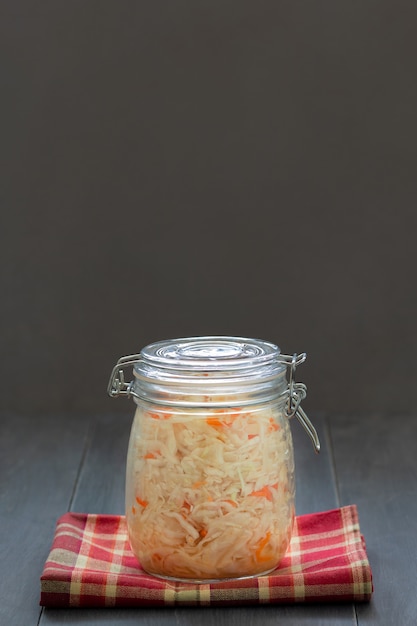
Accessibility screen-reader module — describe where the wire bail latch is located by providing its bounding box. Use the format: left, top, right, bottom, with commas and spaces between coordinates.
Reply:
107, 354, 141, 398
281, 352, 321, 454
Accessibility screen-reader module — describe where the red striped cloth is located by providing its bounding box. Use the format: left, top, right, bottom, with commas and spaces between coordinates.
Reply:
40, 505, 372, 607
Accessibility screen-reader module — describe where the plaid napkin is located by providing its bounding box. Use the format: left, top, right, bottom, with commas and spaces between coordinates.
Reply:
40, 505, 372, 607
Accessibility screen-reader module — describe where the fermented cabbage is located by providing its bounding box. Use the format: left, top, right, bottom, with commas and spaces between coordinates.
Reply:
126, 402, 294, 581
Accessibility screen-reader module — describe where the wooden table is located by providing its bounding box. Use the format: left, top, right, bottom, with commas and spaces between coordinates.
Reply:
1, 411, 416, 625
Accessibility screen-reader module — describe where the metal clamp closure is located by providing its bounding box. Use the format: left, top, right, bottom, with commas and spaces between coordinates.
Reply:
281, 353, 321, 454
107, 354, 141, 398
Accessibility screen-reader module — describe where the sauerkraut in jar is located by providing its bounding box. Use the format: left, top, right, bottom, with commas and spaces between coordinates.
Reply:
108, 336, 319, 582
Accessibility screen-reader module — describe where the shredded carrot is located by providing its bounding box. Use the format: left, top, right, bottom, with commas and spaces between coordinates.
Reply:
147, 411, 172, 420
192, 480, 207, 489
144, 452, 157, 459
206, 417, 225, 429
131, 505, 136, 515
180, 500, 191, 519
250, 486, 273, 501
206, 408, 242, 429
224, 499, 238, 507
199, 528, 208, 538
255, 532, 272, 562
181, 501, 192, 515
135, 496, 148, 508
268, 417, 280, 431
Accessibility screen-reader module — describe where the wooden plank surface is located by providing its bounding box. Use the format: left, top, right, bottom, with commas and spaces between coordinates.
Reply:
39, 412, 356, 626
0, 412, 91, 626
329, 413, 417, 626
68, 412, 131, 515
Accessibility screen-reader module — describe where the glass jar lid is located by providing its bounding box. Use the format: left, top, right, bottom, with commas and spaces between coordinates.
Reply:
139, 336, 284, 372
130, 336, 287, 407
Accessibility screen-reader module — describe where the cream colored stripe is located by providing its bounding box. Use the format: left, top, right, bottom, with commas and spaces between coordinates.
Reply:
289, 519, 305, 600
104, 517, 126, 607
175, 589, 199, 602
341, 506, 363, 596
198, 584, 211, 605
287, 536, 362, 559
287, 523, 358, 551
54, 529, 128, 556
258, 577, 270, 603
69, 516, 98, 606
278, 560, 361, 575
56, 528, 128, 544
57, 521, 127, 541
164, 587, 176, 605
45, 554, 140, 575
45, 548, 78, 568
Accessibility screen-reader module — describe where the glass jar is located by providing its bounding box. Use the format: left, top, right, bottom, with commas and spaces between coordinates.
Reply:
108, 336, 320, 583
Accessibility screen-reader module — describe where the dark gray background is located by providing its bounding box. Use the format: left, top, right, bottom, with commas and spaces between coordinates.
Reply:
1, 0, 416, 416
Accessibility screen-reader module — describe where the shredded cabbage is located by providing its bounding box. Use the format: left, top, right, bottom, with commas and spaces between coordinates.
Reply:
126, 402, 295, 581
